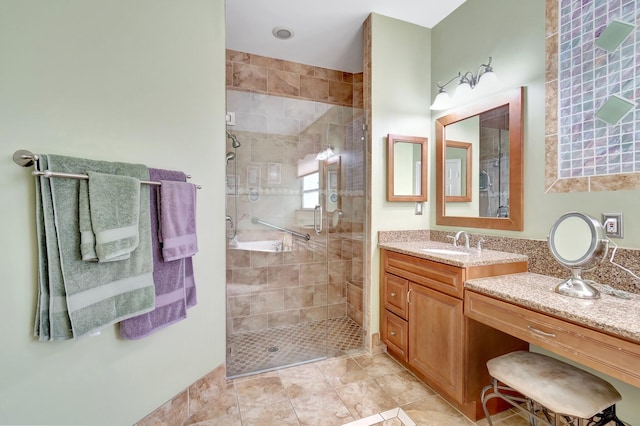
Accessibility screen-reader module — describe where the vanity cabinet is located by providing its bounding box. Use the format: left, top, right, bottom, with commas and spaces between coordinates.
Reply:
380, 249, 528, 420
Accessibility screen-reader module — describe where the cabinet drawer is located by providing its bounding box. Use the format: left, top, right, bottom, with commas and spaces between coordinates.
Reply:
383, 273, 408, 318
465, 291, 640, 388
382, 310, 408, 362
383, 250, 464, 298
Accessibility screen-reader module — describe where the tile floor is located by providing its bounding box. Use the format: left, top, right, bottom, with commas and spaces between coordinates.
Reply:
182, 352, 531, 426
227, 317, 364, 378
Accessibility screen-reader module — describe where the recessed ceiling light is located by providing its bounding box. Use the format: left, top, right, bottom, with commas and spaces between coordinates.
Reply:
272, 26, 294, 40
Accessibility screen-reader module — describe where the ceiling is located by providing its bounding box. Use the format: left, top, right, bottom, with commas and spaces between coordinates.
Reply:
225, 0, 467, 73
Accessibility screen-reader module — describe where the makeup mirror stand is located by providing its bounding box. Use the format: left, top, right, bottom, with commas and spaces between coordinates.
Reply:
555, 267, 603, 299
548, 212, 610, 299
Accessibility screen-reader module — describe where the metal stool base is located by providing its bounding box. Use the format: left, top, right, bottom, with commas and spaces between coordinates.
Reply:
481, 378, 625, 426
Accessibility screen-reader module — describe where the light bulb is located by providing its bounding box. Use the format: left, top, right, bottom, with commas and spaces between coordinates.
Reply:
453, 82, 472, 102
430, 91, 453, 110
477, 70, 498, 89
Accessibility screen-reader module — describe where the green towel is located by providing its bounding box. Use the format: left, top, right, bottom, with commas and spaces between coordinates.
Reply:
34, 154, 155, 340
79, 172, 141, 262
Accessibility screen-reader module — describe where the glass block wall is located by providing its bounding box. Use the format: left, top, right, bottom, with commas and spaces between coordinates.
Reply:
557, 0, 639, 178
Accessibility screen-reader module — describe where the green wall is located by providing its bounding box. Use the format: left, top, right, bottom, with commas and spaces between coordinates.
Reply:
369, 13, 432, 345
0, 1, 227, 424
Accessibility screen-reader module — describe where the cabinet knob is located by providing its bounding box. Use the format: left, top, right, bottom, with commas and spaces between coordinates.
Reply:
390, 292, 396, 297
390, 331, 396, 336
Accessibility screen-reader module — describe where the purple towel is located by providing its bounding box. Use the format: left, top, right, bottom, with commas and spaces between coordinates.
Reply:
158, 180, 199, 261
119, 169, 197, 339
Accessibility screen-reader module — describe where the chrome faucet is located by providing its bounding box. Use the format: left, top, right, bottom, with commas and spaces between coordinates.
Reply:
454, 230, 470, 249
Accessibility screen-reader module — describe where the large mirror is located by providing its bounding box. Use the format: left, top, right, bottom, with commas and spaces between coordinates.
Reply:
387, 134, 428, 202
436, 87, 524, 230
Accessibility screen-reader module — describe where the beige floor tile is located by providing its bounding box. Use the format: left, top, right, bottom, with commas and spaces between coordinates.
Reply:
177, 352, 538, 426
240, 399, 300, 426
279, 362, 333, 399
318, 357, 369, 387
491, 413, 533, 425
184, 383, 239, 424
375, 370, 435, 406
289, 387, 355, 426
473, 408, 519, 426
401, 395, 474, 426
373, 419, 403, 426
335, 378, 398, 419
352, 353, 405, 378
185, 412, 243, 426
234, 371, 289, 411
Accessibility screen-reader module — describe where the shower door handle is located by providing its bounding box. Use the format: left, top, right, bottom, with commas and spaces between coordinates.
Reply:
314, 204, 323, 235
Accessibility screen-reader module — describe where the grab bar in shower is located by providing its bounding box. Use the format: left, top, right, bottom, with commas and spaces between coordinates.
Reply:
251, 217, 311, 241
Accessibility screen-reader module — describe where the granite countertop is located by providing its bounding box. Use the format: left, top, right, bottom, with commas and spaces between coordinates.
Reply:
379, 240, 528, 268
465, 272, 640, 343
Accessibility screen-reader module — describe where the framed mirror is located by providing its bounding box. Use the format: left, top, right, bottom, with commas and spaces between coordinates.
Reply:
445, 141, 472, 202
435, 87, 524, 230
387, 134, 428, 202
548, 212, 609, 299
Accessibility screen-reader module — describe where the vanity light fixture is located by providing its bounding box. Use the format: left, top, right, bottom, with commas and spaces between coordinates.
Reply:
315, 146, 335, 161
430, 57, 498, 110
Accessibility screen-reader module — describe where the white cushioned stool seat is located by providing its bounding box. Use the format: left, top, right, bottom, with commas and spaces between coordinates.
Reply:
486, 351, 621, 419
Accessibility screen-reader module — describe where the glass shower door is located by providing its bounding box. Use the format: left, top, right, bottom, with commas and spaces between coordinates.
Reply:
225, 90, 365, 377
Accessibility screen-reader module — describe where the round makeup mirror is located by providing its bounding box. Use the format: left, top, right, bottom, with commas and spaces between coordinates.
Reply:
548, 212, 609, 299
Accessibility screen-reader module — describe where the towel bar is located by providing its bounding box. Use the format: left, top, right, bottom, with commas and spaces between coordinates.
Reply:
13, 149, 201, 189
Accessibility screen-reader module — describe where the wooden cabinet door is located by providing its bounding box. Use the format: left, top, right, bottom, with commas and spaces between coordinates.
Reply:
381, 309, 409, 362
382, 273, 409, 319
408, 282, 464, 401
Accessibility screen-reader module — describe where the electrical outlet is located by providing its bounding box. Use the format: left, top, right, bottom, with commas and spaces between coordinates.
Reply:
602, 213, 624, 238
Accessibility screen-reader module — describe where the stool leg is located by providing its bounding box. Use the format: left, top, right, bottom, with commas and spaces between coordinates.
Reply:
481, 381, 496, 426
586, 404, 626, 426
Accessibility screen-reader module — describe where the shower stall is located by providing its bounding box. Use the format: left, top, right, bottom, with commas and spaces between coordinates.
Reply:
224, 89, 367, 378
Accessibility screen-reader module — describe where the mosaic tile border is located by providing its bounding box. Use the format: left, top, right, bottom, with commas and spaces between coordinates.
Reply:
545, 0, 640, 192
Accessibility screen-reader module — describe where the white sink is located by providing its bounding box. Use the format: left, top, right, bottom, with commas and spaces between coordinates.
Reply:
421, 248, 470, 256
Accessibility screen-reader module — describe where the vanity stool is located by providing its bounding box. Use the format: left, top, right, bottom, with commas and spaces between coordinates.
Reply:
481, 351, 624, 426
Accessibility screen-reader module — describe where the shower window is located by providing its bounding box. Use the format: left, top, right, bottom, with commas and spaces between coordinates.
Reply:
301, 172, 319, 209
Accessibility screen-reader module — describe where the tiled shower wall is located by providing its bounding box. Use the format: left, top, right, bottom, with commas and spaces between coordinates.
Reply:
225, 50, 365, 337
226, 49, 363, 109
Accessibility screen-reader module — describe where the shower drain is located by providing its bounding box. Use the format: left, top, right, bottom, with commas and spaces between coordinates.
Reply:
267, 346, 279, 353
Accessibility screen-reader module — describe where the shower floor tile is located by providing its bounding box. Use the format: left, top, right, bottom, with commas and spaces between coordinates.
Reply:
227, 317, 364, 378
